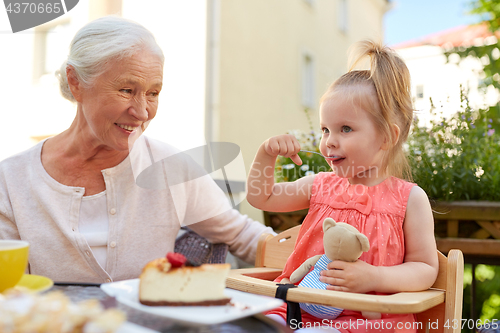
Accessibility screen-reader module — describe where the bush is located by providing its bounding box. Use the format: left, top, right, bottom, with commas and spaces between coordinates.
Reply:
463, 264, 500, 332
408, 95, 500, 201
274, 109, 330, 183
408, 94, 500, 331
274, 129, 330, 183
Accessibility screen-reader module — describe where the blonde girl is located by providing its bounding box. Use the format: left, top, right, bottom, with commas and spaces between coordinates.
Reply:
247, 40, 439, 332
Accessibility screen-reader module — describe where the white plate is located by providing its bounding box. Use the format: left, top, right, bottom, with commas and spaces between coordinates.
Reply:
101, 279, 284, 326
117, 322, 159, 333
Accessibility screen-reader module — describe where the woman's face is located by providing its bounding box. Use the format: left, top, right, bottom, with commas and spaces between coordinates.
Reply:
76, 50, 163, 152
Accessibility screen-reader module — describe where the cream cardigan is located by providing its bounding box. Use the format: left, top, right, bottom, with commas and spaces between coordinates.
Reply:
0, 136, 273, 283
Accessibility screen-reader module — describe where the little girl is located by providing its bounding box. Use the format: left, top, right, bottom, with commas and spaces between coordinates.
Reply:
247, 40, 439, 333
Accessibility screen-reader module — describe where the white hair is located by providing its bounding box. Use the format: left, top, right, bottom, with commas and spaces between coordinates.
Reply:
56, 16, 164, 102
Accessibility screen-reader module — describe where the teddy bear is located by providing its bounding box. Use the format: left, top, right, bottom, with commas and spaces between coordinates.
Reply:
288, 217, 380, 320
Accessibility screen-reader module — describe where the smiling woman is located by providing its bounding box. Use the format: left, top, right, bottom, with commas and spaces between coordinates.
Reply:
0, 16, 274, 284
41, 50, 164, 196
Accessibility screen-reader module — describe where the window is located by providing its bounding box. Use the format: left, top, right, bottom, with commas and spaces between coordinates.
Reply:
33, 20, 71, 83
302, 53, 315, 108
45, 23, 72, 74
416, 85, 424, 99
338, 0, 348, 33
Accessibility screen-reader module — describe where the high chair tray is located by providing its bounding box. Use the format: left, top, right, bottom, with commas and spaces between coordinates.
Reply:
226, 267, 445, 314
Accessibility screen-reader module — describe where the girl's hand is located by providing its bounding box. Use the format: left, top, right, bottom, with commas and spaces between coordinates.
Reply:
279, 277, 291, 284
319, 260, 379, 294
264, 134, 302, 165
247, 133, 313, 212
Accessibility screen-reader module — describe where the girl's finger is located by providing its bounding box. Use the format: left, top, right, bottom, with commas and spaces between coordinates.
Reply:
285, 140, 295, 156
266, 140, 280, 155
290, 154, 303, 166
293, 140, 301, 153
276, 140, 287, 156
284, 140, 301, 165
328, 279, 348, 290
320, 275, 345, 285
328, 261, 346, 270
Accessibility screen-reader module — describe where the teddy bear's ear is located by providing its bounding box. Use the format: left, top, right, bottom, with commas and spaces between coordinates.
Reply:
357, 233, 370, 252
323, 218, 337, 233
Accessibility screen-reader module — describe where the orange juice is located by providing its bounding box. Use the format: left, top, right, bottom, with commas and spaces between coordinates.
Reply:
0, 240, 29, 292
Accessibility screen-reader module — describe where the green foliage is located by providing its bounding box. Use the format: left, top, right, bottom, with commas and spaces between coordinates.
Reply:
469, 0, 500, 32
274, 109, 330, 183
443, 1, 500, 328
408, 95, 500, 201
462, 264, 500, 333
444, 0, 500, 134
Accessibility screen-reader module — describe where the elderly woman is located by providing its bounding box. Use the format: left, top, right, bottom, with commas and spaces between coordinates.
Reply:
0, 16, 273, 283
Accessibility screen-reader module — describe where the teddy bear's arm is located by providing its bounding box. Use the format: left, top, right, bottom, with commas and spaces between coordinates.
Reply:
289, 255, 322, 283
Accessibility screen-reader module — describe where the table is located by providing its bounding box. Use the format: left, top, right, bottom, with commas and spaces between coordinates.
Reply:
49, 284, 291, 333
432, 201, 500, 330
432, 201, 500, 263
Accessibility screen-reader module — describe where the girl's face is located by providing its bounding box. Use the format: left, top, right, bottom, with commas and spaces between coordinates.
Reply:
319, 87, 388, 186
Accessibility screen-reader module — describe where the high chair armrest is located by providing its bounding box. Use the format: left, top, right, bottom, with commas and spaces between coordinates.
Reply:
226, 268, 445, 314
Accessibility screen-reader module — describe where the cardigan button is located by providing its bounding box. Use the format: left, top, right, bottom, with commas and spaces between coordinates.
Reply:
110, 241, 116, 248
110, 208, 116, 215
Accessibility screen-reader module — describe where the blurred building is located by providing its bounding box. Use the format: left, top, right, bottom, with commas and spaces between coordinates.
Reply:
211, 0, 390, 221
0, 0, 390, 223
393, 24, 499, 124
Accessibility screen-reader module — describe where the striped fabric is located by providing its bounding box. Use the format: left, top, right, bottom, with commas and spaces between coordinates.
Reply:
298, 254, 343, 319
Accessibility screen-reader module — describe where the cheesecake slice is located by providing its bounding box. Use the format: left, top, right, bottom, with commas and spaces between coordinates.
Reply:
139, 256, 231, 306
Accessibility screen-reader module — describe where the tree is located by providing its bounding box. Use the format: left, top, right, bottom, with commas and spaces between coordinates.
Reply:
445, 0, 500, 133
442, 1, 500, 329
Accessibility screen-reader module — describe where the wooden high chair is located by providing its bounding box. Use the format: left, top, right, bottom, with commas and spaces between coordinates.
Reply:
227, 225, 464, 333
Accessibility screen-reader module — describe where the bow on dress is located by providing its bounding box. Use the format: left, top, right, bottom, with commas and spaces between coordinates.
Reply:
331, 185, 373, 215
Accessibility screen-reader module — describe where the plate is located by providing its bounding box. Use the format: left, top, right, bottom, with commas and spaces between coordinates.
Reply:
117, 322, 159, 333
101, 279, 284, 326
14, 274, 54, 293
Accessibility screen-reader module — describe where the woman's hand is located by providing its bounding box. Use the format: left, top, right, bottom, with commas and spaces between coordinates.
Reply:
263, 134, 302, 165
319, 260, 379, 294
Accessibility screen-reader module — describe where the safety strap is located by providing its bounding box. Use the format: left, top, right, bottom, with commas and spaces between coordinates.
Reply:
275, 283, 302, 328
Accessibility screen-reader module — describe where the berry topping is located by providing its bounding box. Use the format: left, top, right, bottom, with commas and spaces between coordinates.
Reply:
166, 252, 187, 267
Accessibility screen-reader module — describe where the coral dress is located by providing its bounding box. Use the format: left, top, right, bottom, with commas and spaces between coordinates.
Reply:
266, 172, 418, 333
